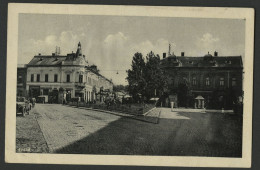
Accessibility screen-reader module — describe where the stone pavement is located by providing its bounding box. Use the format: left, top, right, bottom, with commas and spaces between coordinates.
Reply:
28, 104, 242, 156
34, 104, 121, 152
16, 108, 49, 153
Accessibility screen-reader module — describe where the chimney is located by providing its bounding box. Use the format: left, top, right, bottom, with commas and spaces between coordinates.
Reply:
214, 51, 218, 56
168, 44, 171, 56
163, 53, 166, 58
181, 52, 185, 56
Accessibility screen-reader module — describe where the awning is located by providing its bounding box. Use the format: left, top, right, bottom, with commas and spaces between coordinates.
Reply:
195, 95, 204, 100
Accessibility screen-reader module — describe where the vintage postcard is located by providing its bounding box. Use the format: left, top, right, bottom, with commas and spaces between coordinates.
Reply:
5, 3, 254, 167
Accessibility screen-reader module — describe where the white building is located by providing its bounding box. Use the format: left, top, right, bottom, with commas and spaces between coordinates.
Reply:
26, 42, 113, 103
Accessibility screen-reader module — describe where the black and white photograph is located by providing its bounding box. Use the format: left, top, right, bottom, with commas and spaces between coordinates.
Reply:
5, 3, 254, 168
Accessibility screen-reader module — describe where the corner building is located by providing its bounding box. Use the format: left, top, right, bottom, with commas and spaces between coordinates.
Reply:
160, 51, 243, 109
26, 42, 113, 103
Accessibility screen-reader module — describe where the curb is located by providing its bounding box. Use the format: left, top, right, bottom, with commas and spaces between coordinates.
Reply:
65, 105, 159, 124
31, 107, 52, 153
143, 107, 156, 116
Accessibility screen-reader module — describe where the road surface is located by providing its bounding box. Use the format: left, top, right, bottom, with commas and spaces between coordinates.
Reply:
32, 104, 242, 157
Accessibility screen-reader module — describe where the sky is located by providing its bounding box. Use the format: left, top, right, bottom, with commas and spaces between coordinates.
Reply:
18, 14, 245, 85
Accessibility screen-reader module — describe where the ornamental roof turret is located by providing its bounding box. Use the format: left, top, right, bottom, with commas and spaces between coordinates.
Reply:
76, 41, 82, 57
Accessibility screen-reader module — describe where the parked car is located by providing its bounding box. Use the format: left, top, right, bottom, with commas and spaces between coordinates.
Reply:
37, 95, 48, 103
16, 97, 30, 116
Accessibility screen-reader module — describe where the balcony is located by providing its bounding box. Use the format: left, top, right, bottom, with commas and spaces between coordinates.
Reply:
75, 82, 86, 88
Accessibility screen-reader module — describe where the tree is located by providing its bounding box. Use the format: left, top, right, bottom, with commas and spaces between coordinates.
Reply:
144, 51, 167, 100
126, 52, 146, 102
126, 51, 167, 103
113, 85, 128, 92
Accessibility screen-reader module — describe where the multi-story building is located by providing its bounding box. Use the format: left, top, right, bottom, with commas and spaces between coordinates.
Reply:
160, 50, 243, 109
17, 64, 27, 97
25, 42, 113, 103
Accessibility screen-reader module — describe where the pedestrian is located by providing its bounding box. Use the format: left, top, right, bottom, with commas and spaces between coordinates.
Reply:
63, 92, 67, 105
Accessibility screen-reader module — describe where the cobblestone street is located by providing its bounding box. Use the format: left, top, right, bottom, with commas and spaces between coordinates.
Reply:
16, 104, 242, 157
16, 108, 49, 153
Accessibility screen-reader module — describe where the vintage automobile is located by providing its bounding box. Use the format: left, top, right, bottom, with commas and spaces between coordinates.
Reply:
16, 97, 30, 116
37, 95, 48, 103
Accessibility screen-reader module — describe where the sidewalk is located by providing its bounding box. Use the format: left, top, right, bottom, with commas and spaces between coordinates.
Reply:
67, 105, 161, 124
171, 107, 234, 114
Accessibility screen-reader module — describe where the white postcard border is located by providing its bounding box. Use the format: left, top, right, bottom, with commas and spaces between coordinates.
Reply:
5, 3, 254, 168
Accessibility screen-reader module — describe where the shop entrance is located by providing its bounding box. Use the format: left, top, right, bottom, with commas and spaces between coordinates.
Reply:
29, 86, 40, 98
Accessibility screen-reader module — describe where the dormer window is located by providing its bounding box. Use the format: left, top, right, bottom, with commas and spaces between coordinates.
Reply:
225, 60, 232, 64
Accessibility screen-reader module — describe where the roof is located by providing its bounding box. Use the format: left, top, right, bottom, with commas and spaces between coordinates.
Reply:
86, 67, 113, 84
26, 42, 113, 84
27, 55, 67, 66
161, 56, 243, 68
17, 64, 27, 68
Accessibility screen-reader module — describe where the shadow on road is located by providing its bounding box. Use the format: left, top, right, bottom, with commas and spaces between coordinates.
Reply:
55, 112, 242, 157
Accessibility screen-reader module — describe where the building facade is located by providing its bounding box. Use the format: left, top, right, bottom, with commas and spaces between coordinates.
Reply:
17, 64, 27, 97
160, 51, 243, 109
25, 42, 113, 103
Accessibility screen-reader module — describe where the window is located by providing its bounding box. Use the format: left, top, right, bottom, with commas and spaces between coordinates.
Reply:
205, 77, 210, 86
31, 74, 34, 82
67, 74, 70, 82
45, 74, 48, 82
192, 77, 197, 86
18, 75, 22, 84
54, 74, 58, 82
220, 77, 224, 86
37, 74, 40, 82
88, 77, 91, 85
232, 78, 236, 86
79, 75, 83, 83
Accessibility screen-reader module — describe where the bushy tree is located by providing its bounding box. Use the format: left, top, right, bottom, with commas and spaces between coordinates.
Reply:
126, 52, 146, 102
144, 51, 167, 100
126, 51, 167, 102
113, 85, 128, 92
